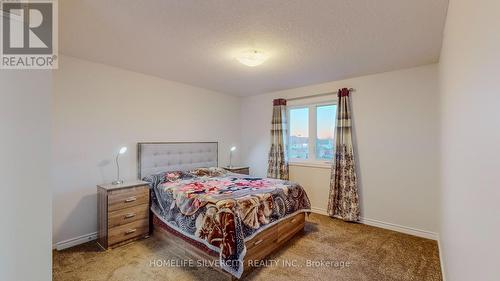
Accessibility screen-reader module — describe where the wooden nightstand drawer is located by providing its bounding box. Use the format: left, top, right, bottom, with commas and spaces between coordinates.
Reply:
108, 219, 149, 246
108, 185, 149, 212
97, 180, 150, 250
108, 203, 149, 228
223, 166, 250, 175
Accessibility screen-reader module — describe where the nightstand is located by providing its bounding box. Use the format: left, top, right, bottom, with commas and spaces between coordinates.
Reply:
97, 180, 150, 250
223, 166, 250, 175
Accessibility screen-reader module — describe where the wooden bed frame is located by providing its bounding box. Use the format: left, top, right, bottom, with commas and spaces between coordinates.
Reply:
153, 212, 306, 280
137, 142, 307, 279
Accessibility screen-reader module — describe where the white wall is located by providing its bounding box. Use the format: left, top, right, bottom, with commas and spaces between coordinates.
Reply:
439, 0, 500, 280
53, 56, 241, 244
0, 71, 52, 281
288, 165, 331, 215
240, 64, 440, 234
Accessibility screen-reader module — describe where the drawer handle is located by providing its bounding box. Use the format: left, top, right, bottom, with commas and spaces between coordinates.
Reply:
125, 196, 137, 203
124, 213, 136, 219
125, 229, 137, 235
253, 239, 263, 246
291, 218, 297, 223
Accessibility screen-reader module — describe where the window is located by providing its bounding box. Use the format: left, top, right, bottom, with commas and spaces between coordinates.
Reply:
288, 102, 337, 165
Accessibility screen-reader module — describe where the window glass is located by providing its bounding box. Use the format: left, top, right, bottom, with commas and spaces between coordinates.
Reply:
289, 107, 309, 159
316, 105, 336, 160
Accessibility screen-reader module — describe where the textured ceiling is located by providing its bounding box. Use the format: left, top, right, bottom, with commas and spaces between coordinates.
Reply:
60, 0, 448, 96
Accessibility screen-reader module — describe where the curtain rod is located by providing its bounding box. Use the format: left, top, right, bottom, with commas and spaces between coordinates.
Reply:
286, 88, 355, 102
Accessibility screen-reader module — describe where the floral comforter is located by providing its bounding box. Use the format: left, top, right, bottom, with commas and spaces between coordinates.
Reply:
144, 167, 311, 278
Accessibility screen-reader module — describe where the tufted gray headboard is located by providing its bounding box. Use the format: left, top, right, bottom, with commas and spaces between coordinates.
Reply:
137, 142, 218, 179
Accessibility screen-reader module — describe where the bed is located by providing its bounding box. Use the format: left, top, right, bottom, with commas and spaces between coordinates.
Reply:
138, 142, 311, 279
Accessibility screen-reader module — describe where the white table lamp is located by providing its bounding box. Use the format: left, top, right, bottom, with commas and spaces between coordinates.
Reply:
112, 146, 127, 185
229, 146, 236, 168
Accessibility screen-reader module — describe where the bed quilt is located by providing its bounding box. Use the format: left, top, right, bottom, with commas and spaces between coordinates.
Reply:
144, 167, 311, 278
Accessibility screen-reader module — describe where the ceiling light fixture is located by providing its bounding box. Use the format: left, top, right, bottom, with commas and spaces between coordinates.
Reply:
236, 49, 268, 67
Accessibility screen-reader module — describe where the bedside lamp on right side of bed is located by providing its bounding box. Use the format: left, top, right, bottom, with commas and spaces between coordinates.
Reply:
229, 146, 236, 168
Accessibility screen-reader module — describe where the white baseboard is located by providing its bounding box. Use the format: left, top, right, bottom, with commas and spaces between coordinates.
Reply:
309, 207, 438, 240
54, 232, 98, 251
310, 207, 329, 216
438, 237, 446, 281
359, 217, 438, 240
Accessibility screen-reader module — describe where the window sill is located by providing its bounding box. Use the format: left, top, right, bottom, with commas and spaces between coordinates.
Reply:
289, 161, 332, 169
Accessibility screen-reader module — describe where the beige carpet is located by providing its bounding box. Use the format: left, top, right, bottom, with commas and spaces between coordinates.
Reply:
53, 213, 442, 281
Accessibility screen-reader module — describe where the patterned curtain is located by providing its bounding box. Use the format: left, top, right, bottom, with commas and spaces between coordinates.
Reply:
267, 98, 289, 180
327, 88, 360, 221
